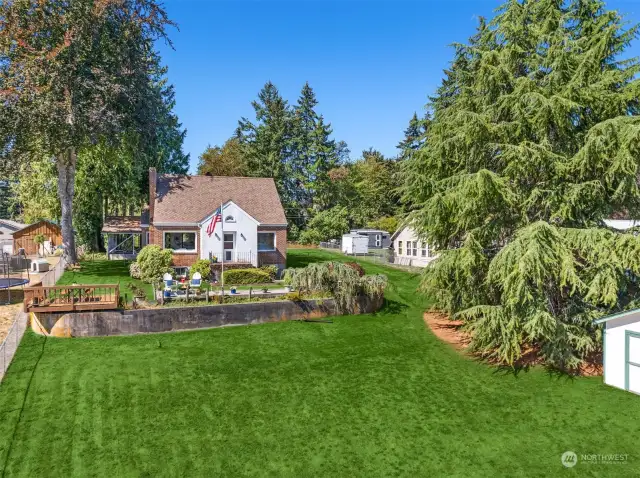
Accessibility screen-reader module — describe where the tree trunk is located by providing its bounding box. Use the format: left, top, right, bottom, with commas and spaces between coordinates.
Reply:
57, 148, 78, 264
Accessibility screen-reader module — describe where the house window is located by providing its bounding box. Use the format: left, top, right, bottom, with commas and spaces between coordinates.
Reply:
164, 232, 196, 252
375, 234, 381, 247
225, 215, 235, 223
422, 242, 427, 257
412, 241, 418, 256
258, 232, 276, 251
398, 241, 403, 255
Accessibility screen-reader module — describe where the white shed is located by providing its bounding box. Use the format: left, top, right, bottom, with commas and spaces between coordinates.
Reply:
596, 309, 640, 394
342, 234, 368, 255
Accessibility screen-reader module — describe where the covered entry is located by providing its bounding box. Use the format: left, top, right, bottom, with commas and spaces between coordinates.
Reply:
102, 216, 146, 260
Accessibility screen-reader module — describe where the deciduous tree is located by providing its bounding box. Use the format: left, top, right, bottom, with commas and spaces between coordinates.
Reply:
0, 0, 174, 263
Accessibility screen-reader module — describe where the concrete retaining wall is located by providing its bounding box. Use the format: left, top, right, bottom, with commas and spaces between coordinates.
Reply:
33, 295, 383, 338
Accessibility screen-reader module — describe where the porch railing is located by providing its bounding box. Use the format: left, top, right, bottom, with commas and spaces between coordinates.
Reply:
24, 284, 120, 313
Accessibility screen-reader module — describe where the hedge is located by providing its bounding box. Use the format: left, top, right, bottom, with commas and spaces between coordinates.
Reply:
222, 268, 271, 285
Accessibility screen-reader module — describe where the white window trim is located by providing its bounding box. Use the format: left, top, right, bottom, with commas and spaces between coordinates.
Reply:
257, 232, 277, 252
163, 230, 197, 254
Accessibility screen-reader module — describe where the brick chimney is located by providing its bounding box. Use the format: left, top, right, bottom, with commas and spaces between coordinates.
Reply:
149, 167, 157, 223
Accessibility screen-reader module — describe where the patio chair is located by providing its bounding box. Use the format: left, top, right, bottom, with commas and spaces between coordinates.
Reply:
190, 272, 202, 295
163, 272, 175, 298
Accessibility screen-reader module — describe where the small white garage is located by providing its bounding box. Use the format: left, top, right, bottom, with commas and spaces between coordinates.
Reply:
597, 309, 640, 394
341, 234, 368, 255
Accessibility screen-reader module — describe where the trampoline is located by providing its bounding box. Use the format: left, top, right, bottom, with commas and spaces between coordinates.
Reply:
0, 278, 29, 289
1, 251, 30, 305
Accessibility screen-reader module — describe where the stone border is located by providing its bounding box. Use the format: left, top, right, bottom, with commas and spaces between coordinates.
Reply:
32, 296, 383, 338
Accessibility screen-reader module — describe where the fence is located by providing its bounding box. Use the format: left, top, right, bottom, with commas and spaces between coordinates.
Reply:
35, 254, 68, 287
319, 242, 340, 250
24, 284, 120, 313
0, 311, 28, 382
319, 246, 425, 273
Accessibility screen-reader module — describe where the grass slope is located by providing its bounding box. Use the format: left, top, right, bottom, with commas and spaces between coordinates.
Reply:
0, 249, 637, 476
56, 260, 154, 302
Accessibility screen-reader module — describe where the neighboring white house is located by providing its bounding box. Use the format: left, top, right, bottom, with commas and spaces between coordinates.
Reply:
390, 225, 437, 268
342, 234, 369, 255
604, 219, 640, 231
595, 309, 640, 395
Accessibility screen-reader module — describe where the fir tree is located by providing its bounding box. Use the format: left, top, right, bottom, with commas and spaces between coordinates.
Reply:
397, 112, 428, 161
402, 0, 640, 369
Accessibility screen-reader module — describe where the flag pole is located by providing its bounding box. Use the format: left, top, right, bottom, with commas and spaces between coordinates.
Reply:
220, 203, 224, 288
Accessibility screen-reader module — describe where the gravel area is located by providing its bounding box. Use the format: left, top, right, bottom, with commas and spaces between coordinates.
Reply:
0, 304, 22, 344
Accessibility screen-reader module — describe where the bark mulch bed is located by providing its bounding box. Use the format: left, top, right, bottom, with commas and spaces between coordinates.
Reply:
423, 311, 602, 377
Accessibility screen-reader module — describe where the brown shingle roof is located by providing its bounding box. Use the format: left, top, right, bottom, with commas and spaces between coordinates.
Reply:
152, 175, 287, 225
102, 216, 142, 233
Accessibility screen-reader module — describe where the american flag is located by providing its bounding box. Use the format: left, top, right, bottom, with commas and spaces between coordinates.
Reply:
206, 207, 222, 237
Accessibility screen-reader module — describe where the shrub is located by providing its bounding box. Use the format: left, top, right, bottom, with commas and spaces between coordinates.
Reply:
222, 268, 271, 285
285, 261, 387, 314
129, 262, 141, 279
127, 282, 146, 298
259, 265, 278, 280
190, 259, 211, 280
136, 245, 172, 283
345, 262, 365, 277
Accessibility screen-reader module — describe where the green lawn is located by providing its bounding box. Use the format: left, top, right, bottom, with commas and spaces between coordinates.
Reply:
56, 260, 154, 302
0, 249, 638, 476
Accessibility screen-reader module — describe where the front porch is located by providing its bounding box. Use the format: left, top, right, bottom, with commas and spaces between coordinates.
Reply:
102, 216, 146, 260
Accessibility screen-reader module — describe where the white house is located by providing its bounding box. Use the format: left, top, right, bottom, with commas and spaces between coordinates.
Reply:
390, 225, 437, 268
595, 309, 640, 394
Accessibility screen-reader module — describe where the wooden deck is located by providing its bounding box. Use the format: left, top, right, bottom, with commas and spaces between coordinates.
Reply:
23, 284, 120, 313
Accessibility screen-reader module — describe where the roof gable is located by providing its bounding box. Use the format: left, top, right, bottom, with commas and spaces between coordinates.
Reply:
199, 201, 259, 226
152, 175, 287, 226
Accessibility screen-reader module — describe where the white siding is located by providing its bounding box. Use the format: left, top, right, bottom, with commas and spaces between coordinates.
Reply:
199, 202, 258, 265
604, 219, 640, 231
392, 226, 437, 268
604, 312, 640, 391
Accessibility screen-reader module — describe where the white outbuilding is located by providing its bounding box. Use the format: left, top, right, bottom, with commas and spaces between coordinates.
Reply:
341, 233, 368, 255
596, 309, 640, 394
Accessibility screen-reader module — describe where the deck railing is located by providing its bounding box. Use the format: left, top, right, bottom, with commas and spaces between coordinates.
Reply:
23, 284, 120, 313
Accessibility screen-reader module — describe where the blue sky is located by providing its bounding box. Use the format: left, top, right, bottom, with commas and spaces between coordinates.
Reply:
157, 0, 640, 173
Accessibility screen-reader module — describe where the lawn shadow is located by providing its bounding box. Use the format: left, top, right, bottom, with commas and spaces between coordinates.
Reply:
380, 298, 409, 315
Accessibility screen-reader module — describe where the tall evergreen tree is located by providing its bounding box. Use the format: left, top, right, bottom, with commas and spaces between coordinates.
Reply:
402, 0, 640, 369
309, 115, 341, 211
397, 112, 429, 161
237, 82, 293, 208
